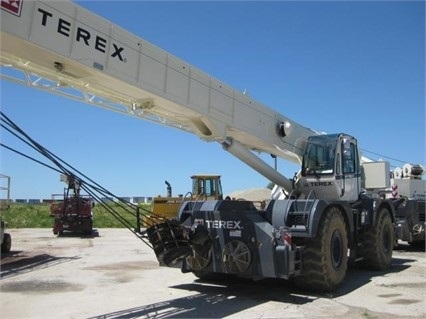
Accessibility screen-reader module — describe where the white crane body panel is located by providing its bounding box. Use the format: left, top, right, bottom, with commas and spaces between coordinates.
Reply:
390, 179, 426, 200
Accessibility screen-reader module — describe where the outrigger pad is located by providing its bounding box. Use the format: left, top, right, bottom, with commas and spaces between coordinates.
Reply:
146, 220, 192, 266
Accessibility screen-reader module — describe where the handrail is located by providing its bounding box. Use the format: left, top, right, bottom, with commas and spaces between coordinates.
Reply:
283, 189, 296, 224
303, 188, 316, 230
192, 192, 206, 215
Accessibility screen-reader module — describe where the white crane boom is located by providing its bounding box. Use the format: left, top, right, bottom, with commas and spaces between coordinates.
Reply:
1, 0, 317, 191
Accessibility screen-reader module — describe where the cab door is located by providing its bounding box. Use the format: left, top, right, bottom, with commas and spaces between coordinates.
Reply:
337, 135, 361, 202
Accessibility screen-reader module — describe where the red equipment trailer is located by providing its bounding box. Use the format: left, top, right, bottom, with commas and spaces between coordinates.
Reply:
50, 174, 93, 236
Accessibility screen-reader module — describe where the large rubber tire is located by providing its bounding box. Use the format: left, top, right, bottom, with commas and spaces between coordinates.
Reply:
360, 208, 393, 270
81, 218, 93, 236
1, 233, 12, 253
294, 206, 348, 291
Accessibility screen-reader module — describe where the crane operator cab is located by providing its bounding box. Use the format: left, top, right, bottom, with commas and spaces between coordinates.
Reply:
191, 175, 223, 200
299, 133, 361, 203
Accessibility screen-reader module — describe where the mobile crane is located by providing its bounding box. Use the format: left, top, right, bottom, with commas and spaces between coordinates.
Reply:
50, 174, 94, 236
1, 0, 424, 291
389, 164, 425, 246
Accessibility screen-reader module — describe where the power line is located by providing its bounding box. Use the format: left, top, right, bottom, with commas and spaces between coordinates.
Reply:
361, 148, 417, 166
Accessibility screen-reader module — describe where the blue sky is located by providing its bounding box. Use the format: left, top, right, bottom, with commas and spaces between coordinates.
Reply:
1, 1, 425, 200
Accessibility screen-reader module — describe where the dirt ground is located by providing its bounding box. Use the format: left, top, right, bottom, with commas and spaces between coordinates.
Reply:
1, 228, 425, 319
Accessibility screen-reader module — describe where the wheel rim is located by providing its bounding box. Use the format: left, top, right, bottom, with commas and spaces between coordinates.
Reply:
331, 230, 343, 269
382, 225, 391, 254
186, 252, 211, 271
222, 240, 251, 274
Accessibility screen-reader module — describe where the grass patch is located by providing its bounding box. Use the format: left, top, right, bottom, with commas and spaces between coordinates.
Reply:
1, 202, 152, 228
1, 203, 52, 228
92, 202, 152, 228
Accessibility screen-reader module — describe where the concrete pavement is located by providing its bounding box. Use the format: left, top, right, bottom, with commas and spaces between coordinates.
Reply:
1, 228, 425, 319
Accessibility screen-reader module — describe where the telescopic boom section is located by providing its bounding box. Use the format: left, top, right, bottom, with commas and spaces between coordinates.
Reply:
0, 0, 316, 191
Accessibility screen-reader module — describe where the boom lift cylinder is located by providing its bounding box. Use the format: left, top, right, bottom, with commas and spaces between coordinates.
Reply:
222, 138, 294, 194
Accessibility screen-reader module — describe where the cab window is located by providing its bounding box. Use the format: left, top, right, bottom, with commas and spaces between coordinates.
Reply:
342, 140, 357, 174
303, 142, 335, 175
